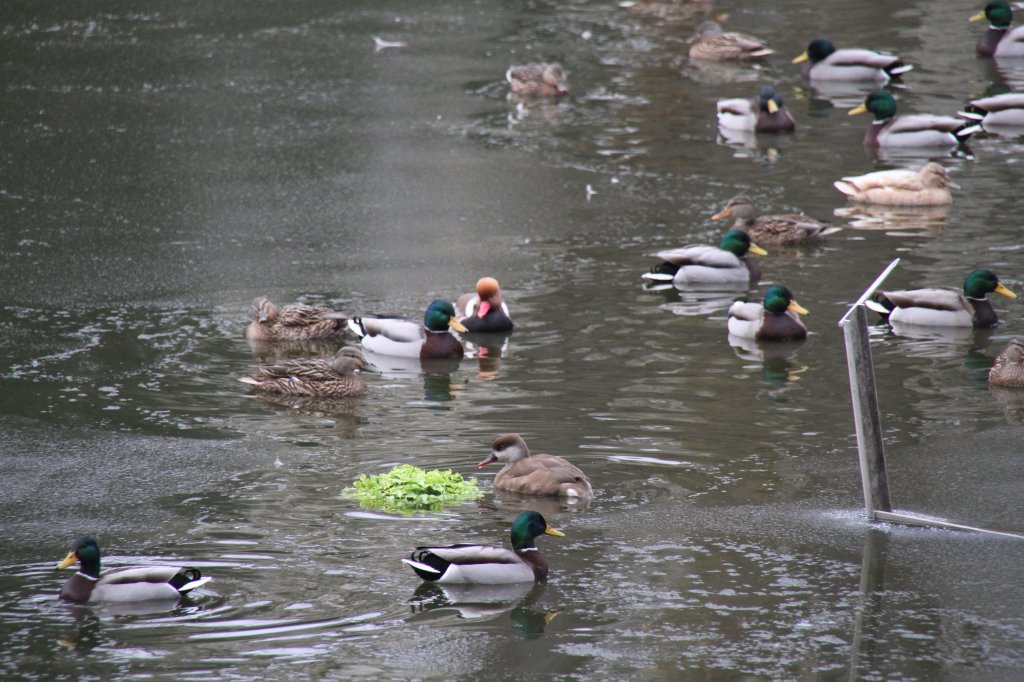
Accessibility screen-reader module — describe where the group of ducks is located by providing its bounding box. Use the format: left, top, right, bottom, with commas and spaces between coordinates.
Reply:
54, 2, 1024, 603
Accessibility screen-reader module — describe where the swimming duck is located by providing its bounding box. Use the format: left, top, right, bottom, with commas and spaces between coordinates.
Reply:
849, 91, 977, 147
688, 20, 773, 61
866, 269, 1017, 328
506, 64, 569, 98
793, 39, 913, 82
238, 346, 381, 398
833, 162, 958, 206
478, 433, 593, 501
245, 297, 350, 343
990, 337, 1024, 386
403, 511, 564, 584
643, 230, 767, 286
958, 92, 1024, 128
971, 1, 1024, 57
727, 285, 809, 341
716, 85, 796, 133
455, 277, 514, 333
57, 536, 211, 603
348, 300, 468, 359
711, 195, 839, 246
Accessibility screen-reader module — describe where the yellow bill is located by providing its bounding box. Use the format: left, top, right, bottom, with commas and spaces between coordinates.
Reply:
448, 317, 469, 333
788, 300, 810, 315
995, 283, 1017, 299
544, 525, 565, 537
969, 10, 987, 22
57, 551, 78, 570
792, 51, 809, 64
848, 103, 868, 116
748, 243, 769, 257
767, 99, 780, 114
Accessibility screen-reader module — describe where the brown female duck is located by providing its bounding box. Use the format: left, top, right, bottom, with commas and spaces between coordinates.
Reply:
478, 433, 594, 501
990, 337, 1024, 387
712, 195, 839, 246
688, 20, 773, 61
239, 347, 380, 398
506, 63, 569, 98
245, 297, 350, 343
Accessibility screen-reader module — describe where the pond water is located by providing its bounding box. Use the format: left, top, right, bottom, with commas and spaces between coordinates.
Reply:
2, 0, 1023, 679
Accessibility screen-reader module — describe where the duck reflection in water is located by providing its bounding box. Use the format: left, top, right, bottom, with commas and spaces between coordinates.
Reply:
408, 582, 556, 639
728, 334, 809, 387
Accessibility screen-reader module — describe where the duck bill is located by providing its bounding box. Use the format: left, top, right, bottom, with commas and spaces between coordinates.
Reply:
448, 317, 469, 333
711, 207, 732, 221
767, 99, 780, 114
544, 525, 565, 537
477, 453, 498, 468
476, 300, 492, 318
969, 11, 986, 22
57, 552, 78, 570
361, 361, 383, 374
748, 243, 768, 256
995, 283, 1017, 299
788, 300, 810, 315
792, 51, 809, 64
848, 103, 868, 116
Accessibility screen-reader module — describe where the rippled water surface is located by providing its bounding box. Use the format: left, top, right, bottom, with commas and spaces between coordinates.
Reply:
3, 0, 1024, 679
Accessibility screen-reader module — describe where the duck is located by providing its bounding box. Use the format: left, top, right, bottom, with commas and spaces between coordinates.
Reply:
402, 510, 564, 584
245, 297, 350, 343
238, 346, 381, 398
455, 277, 514, 333
688, 20, 773, 61
643, 230, 767, 286
849, 91, 977, 147
57, 536, 211, 603
833, 162, 958, 206
711, 195, 839, 246
971, 1, 1024, 57
865, 269, 1017, 328
478, 433, 593, 501
727, 285, 809, 341
506, 64, 569, 98
990, 337, 1024, 386
793, 39, 913, 82
348, 300, 468, 360
958, 92, 1024, 128
716, 85, 796, 133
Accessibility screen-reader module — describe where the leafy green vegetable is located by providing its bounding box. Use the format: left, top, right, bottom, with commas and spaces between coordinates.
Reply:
347, 464, 482, 513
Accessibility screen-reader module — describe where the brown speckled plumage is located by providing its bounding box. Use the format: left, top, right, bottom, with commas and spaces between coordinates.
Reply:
245, 297, 350, 343
990, 338, 1024, 387
688, 21, 773, 61
506, 63, 570, 98
239, 347, 379, 398
712, 196, 839, 246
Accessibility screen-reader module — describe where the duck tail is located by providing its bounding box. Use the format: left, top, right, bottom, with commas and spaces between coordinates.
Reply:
886, 62, 913, 78
955, 122, 982, 140
170, 567, 211, 594
865, 294, 894, 317
641, 262, 680, 282
347, 318, 367, 339
957, 104, 986, 122
833, 180, 857, 197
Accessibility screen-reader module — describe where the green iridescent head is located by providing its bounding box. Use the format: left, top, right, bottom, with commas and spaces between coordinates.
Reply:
850, 91, 897, 120
510, 510, 564, 551
57, 536, 102, 576
975, 2, 1013, 28
423, 300, 467, 333
763, 285, 809, 315
964, 269, 1016, 299
720, 229, 768, 258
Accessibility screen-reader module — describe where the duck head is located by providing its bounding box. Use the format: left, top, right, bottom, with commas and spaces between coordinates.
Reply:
424, 300, 468, 333
474, 277, 504, 318
793, 38, 836, 64
758, 85, 785, 114
849, 91, 897, 121
972, 1, 1013, 28
252, 297, 279, 324
332, 346, 382, 374
712, 196, 758, 226
964, 269, 1017, 299
720, 229, 768, 257
57, 536, 101, 577
478, 433, 530, 467
763, 285, 809, 316
510, 510, 564, 551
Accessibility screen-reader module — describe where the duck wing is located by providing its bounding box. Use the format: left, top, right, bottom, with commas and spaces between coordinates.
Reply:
882, 287, 968, 311
652, 245, 742, 269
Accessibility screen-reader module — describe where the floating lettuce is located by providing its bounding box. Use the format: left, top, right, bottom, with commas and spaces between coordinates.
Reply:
348, 464, 482, 513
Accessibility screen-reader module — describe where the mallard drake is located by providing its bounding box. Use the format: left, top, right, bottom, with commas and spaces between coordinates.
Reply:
506, 64, 569, 98
958, 92, 1024, 128
643, 229, 767, 286
711, 195, 839, 246
793, 39, 913, 82
727, 285, 809, 341
348, 300, 468, 360
478, 433, 593, 501
849, 91, 977, 147
245, 297, 350, 343
403, 510, 564, 584
971, 1, 1024, 57
57, 536, 211, 603
238, 346, 381, 398
866, 269, 1017, 328
716, 85, 796, 133
455, 277, 514, 333
688, 20, 773, 61
990, 337, 1024, 386
834, 162, 958, 206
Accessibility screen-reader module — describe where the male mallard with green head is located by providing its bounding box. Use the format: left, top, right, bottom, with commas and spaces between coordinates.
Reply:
712, 196, 838, 246
239, 346, 381, 398
793, 38, 912, 83
727, 285, 809, 341
643, 229, 767, 286
958, 93, 1024, 129
403, 511, 564, 584
716, 85, 796, 133
57, 536, 210, 603
478, 434, 593, 501
866, 269, 1017, 328
849, 91, 978, 147
349, 300, 467, 359
245, 297, 350, 343
971, 1, 1024, 57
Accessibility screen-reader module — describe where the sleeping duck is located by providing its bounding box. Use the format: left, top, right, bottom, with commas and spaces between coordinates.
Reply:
478, 433, 593, 501
506, 64, 569, 98
711, 195, 839, 246
716, 85, 796, 133
727, 285, 809, 341
849, 91, 978, 147
403, 510, 564, 584
245, 297, 350, 343
990, 337, 1024, 386
866, 269, 1017, 328
238, 346, 380, 398
688, 20, 773, 61
348, 300, 467, 359
57, 536, 211, 603
793, 38, 913, 83
834, 162, 958, 206
971, 1, 1024, 57
455, 277, 514, 333
643, 230, 767, 287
